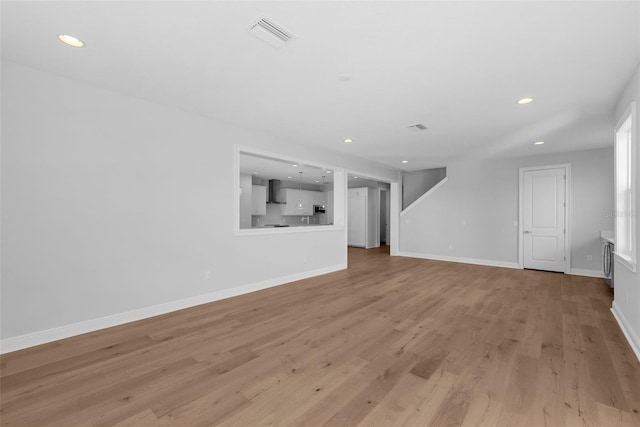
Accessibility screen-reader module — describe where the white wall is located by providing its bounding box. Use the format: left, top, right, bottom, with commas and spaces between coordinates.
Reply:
612, 63, 640, 360
0, 61, 396, 350
399, 147, 614, 274
402, 167, 447, 210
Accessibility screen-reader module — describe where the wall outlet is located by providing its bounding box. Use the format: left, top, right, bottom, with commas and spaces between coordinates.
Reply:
303, 255, 308, 263
448, 244, 453, 251
462, 219, 467, 226
587, 255, 593, 261
513, 220, 518, 227
205, 270, 212, 280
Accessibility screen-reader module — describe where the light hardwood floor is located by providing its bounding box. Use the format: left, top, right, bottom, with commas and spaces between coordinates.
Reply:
1, 247, 639, 426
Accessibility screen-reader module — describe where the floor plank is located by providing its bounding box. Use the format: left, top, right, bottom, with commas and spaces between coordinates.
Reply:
1, 246, 639, 426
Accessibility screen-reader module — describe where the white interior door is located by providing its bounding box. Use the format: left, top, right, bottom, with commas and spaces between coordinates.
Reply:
523, 167, 566, 272
367, 188, 379, 248
385, 190, 390, 245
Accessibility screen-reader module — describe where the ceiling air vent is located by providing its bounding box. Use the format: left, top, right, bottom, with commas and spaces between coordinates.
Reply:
250, 18, 293, 48
408, 124, 428, 132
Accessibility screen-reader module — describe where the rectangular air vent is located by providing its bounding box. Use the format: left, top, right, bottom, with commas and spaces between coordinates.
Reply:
408, 124, 428, 132
250, 18, 293, 48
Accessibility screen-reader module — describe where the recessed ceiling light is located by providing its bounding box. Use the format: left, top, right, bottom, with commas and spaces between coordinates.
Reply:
292, 164, 298, 167
402, 160, 409, 164
326, 170, 331, 174
253, 171, 259, 174
287, 176, 292, 179
58, 34, 84, 48
534, 141, 545, 145
517, 97, 534, 105
315, 180, 320, 183
344, 139, 353, 144
353, 176, 358, 179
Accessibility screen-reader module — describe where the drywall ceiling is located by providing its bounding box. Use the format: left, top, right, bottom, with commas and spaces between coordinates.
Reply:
2, 1, 639, 171
240, 152, 333, 184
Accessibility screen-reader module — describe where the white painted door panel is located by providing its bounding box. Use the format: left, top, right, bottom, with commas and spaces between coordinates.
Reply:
523, 168, 566, 272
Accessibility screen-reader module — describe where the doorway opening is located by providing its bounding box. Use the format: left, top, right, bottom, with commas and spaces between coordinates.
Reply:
380, 189, 390, 245
346, 175, 395, 255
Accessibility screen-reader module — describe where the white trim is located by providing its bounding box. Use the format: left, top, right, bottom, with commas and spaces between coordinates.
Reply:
0, 263, 347, 354
611, 302, 640, 363
235, 224, 344, 236
235, 144, 343, 176
614, 103, 637, 272
344, 169, 399, 186
614, 252, 637, 273
518, 164, 572, 274
400, 177, 448, 216
344, 170, 400, 256
233, 146, 241, 231
397, 251, 520, 269
569, 268, 604, 278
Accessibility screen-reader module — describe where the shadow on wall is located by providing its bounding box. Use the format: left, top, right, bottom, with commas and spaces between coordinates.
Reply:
402, 168, 447, 210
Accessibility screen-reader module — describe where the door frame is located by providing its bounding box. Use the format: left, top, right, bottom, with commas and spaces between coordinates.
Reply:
345, 171, 399, 255
518, 163, 571, 273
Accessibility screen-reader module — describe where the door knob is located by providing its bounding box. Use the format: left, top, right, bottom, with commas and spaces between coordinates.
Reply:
523, 230, 532, 234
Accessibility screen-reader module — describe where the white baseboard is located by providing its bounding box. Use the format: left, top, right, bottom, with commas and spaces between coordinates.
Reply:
397, 251, 520, 269
0, 263, 347, 354
569, 268, 605, 278
611, 302, 640, 363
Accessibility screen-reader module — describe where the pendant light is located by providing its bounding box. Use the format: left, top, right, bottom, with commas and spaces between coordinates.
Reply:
296, 171, 304, 209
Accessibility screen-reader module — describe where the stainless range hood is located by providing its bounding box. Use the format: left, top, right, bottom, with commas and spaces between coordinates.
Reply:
267, 179, 284, 204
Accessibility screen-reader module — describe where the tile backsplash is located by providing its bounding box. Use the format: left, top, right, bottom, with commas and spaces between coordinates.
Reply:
252, 204, 325, 227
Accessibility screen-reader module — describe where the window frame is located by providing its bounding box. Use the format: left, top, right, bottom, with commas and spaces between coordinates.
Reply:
233, 145, 345, 235
614, 101, 637, 272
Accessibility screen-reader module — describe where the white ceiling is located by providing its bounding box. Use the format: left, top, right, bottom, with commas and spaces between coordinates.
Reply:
2, 1, 639, 171
240, 152, 333, 184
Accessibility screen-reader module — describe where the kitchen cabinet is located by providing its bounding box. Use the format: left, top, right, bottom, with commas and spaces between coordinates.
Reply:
251, 185, 267, 215
280, 188, 296, 215
303, 191, 316, 215
280, 188, 306, 215
239, 174, 253, 229
280, 188, 321, 216
320, 191, 334, 225
348, 187, 379, 248
312, 191, 324, 207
